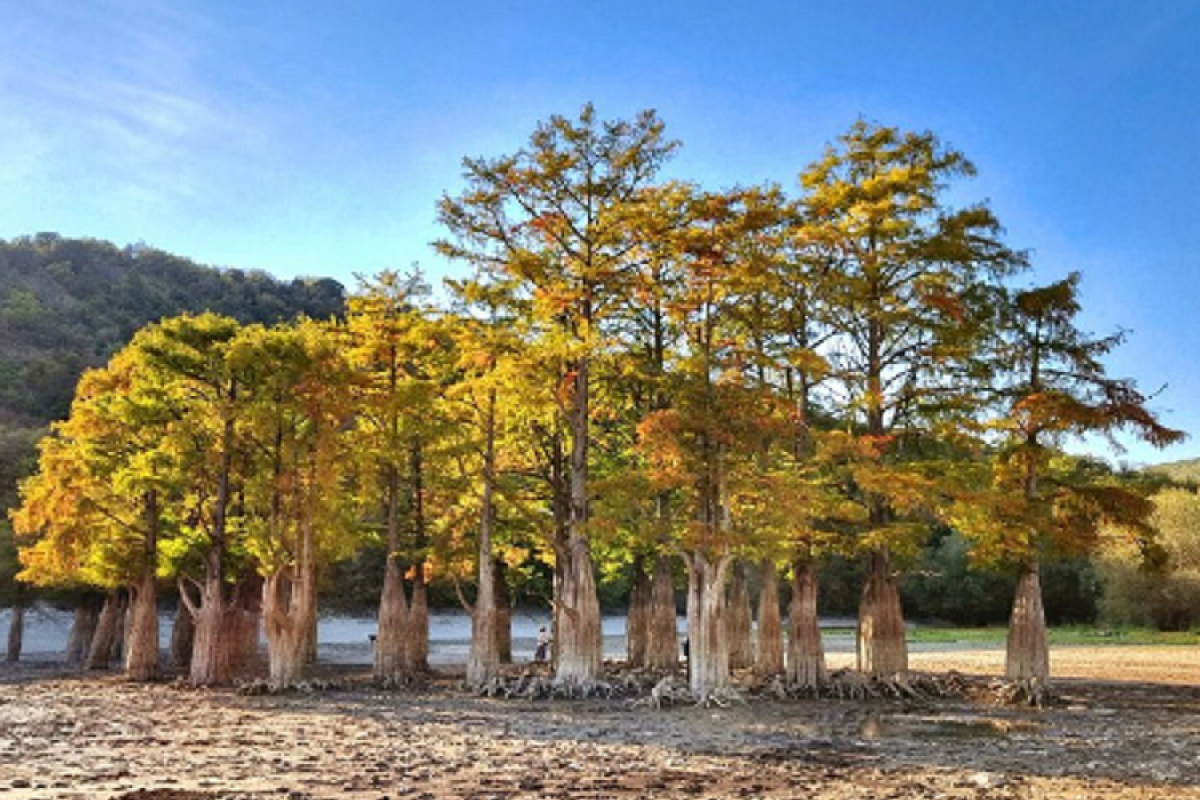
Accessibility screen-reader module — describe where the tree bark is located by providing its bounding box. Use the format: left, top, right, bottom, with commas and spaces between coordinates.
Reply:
374, 556, 410, 682
494, 558, 512, 664
467, 576, 499, 687
263, 569, 316, 688
726, 561, 754, 670
554, 356, 603, 684
626, 559, 650, 668
125, 570, 160, 681
646, 554, 679, 672
856, 549, 908, 677
404, 440, 430, 674
230, 577, 264, 675
66, 595, 101, 665
554, 534, 603, 683
1006, 561, 1050, 683
755, 560, 784, 677
186, 579, 235, 686
88, 591, 122, 670
787, 560, 827, 688
374, 459, 411, 683
170, 599, 194, 671
109, 593, 127, 664
5, 590, 24, 663
125, 489, 161, 681
263, 506, 319, 688
404, 576, 429, 674
468, 394, 501, 688
188, 392, 238, 686
686, 552, 731, 695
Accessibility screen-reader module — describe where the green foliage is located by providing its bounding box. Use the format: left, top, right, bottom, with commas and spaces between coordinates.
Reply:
0, 234, 345, 605
900, 531, 1015, 625
4, 113, 1187, 636
1098, 486, 1200, 631
952, 274, 1184, 573
0, 234, 344, 427
1147, 457, 1200, 486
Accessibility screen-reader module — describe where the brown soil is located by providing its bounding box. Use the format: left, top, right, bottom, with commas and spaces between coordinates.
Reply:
3, 646, 1200, 799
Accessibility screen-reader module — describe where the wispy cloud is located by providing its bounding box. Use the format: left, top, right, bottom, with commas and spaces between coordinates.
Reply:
0, 0, 263, 212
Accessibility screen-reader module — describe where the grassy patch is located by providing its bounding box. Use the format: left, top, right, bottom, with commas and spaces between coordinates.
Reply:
904, 625, 1200, 646
1048, 627, 1200, 646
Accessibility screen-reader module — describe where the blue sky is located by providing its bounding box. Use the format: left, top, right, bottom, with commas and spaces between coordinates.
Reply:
2, 1, 1198, 465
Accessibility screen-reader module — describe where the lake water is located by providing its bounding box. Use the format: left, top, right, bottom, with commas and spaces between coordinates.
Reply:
1, 605, 858, 666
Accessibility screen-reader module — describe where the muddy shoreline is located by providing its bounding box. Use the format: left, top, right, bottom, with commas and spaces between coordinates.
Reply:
3, 648, 1200, 799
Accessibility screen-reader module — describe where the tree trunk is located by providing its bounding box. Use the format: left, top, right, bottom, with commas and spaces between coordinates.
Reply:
467, 578, 500, 687
375, 558, 411, 682
1006, 561, 1050, 683
494, 558, 512, 664
125, 569, 160, 681
726, 561, 754, 670
626, 560, 650, 668
88, 591, 122, 670
404, 575, 429, 674
263, 568, 318, 688
125, 489, 161, 681
188, 397, 238, 686
405, 440, 430, 674
265, 505, 320, 688
230, 576, 263, 675
856, 549, 908, 677
686, 552, 732, 696
301, 603, 319, 666
187, 577, 235, 686
468, 396, 501, 688
646, 554, 679, 672
554, 356, 603, 684
755, 560, 784, 677
263, 570, 301, 687
787, 560, 827, 688
374, 459, 411, 683
170, 600, 194, 671
554, 534, 603, 683
5, 591, 24, 663
109, 593, 127, 663
66, 595, 101, 664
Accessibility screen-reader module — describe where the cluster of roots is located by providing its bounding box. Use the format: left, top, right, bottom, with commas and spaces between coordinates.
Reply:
983, 676, 1059, 708
234, 677, 346, 696
230, 664, 1056, 709
467, 667, 990, 708
748, 669, 975, 703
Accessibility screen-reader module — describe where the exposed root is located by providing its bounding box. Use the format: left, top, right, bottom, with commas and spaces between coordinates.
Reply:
753, 669, 975, 702
373, 673, 427, 691
986, 677, 1058, 708
464, 664, 978, 707
235, 677, 343, 695
628, 676, 691, 710
693, 686, 747, 708
471, 676, 509, 697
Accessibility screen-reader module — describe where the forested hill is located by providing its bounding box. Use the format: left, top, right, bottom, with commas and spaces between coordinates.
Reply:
0, 233, 346, 428
1147, 458, 1200, 484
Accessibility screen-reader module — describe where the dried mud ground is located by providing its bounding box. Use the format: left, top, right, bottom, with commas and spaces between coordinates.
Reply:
3, 647, 1200, 800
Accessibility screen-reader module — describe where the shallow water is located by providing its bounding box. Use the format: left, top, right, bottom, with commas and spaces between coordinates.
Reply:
0, 605, 862, 665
